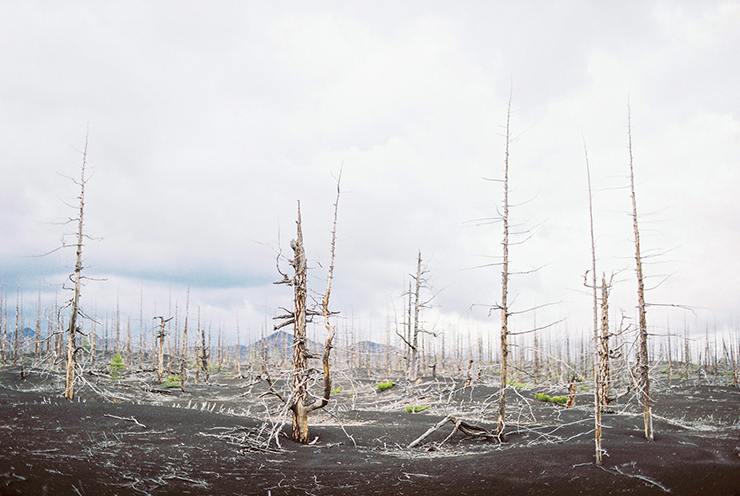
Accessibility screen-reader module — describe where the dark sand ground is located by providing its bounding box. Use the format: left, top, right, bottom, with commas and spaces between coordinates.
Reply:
1, 366, 738, 495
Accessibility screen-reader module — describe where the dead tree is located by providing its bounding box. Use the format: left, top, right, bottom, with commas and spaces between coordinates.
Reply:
181, 285, 190, 389
34, 289, 42, 365
497, 93, 512, 441
584, 141, 604, 465
154, 316, 172, 383
273, 174, 341, 444
199, 308, 209, 382
628, 104, 653, 441
235, 315, 241, 377
12, 285, 21, 367
1, 281, 6, 363
396, 251, 435, 381
63, 136, 90, 399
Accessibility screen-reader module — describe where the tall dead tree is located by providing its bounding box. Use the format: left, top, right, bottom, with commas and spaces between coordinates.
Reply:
317, 173, 341, 414
1, 281, 6, 363
60, 135, 92, 399
496, 93, 512, 441
273, 174, 341, 444
628, 105, 653, 441
584, 142, 604, 465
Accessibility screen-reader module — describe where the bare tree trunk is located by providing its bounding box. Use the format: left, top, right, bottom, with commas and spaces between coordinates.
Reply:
289, 202, 310, 443
14, 284, 21, 365
34, 288, 41, 365
628, 105, 653, 441
1, 282, 6, 364
584, 142, 603, 464
411, 252, 422, 381
311, 171, 341, 415
600, 275, 612, 403
114, 298, 120, 355
90, 315, 96, 367
64, 136, 89, 400
235, 315, 241, 377
199, 308, 208, 382
497, 93, 512, 441
154, 316, 172, 383
138, 286, 144, 367
667, 317, 673, 386
126, 317, 132, 370
181, 285, 190, 389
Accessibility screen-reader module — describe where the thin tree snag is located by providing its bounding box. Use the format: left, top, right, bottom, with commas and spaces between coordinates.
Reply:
628, 104, 653, 441
64, 133, 89, 400
600, 274, 612, 405
181, 284, 190, 390
584, 140, 603, 465
497, 91, 512, 441
309, 170, 341, 414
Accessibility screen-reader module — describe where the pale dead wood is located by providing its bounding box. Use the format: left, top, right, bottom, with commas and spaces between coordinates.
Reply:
64, 132, 89, 400
408, 415, 498, 449
104, 414, 146, 429
628, 103, 653, 441
497, 90, 512, 441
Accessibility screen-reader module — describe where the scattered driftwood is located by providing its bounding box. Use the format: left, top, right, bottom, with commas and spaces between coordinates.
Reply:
408, 415, 498, 449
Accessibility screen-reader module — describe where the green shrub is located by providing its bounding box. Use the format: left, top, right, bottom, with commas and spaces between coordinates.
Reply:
405, 405, 430, 413
109, 353, 124, 378
534, 392, 568, 405
376, 381, 394, 392
163, 375, 182, 388
534, 392, 550, 402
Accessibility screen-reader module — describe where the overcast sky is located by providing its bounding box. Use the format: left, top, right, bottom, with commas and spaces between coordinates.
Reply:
1, 1, 738, 347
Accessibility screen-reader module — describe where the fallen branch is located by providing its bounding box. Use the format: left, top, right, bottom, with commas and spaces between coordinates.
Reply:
408, 415, 498, 449
597, 464, 672, 493
104, 414, 147, 429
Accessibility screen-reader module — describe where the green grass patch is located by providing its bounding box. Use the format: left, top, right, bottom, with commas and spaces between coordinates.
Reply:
331, 387, 342, 394
405, 405, 430, 413
376, 381, 394, 392
163, 375, 182, 388
534, 392, 568, 405
507, 379, 529, 390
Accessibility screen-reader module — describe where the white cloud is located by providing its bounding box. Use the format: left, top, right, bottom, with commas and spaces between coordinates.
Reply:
1, 1, 738, 347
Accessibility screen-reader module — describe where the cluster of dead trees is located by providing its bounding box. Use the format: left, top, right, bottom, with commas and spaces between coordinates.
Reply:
4, 103, 740, 458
